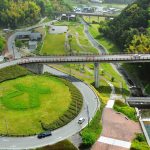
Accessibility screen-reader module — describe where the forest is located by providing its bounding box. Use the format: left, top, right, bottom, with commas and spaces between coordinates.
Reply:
99, 0, 150, 88
100, 0, 150, 53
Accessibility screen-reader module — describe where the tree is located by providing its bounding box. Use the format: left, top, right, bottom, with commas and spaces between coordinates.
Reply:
0, 36, 5, 53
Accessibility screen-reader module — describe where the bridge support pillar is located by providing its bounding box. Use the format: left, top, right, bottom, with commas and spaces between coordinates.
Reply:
98, 16, 100, 23
94, 62, 99, 88
89, 16, 91, 23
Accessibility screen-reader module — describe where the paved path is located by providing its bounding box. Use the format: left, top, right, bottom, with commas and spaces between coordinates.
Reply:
91, 81, 141, 150
0, 65, 99, 149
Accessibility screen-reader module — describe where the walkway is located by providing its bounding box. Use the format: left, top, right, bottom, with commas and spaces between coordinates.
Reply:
91, 81, 141, 150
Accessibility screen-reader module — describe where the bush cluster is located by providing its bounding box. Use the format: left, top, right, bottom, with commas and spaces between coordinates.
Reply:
113, 100, 138, 121
0, 65, 30, 83
131, 133, 149, 150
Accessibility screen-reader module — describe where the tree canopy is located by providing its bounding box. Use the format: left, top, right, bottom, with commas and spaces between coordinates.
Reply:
0, 0, 54, 28
0, 36, 5, 54
99, 0, 150, 53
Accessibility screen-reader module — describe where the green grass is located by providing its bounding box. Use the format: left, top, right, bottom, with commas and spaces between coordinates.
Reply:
54, 21, 98, 54
40, 29, 66, 55
0, 75, 72, 135
89, 24, 120, 53
131, 133, 149, 150
37, 140, 77, 150
88, 24, 129, 96
113, 100, 138, 121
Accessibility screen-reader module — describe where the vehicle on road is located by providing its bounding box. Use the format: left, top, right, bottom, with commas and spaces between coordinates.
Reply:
78, 117, 85, 124
133, 54, 141, 58
37, 131, 52, 139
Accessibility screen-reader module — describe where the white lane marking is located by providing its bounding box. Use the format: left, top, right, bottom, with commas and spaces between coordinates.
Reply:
57, 136, 62, 139
98, 136, 131, 149
106, 100, 115, 108
2, 139, 9, 142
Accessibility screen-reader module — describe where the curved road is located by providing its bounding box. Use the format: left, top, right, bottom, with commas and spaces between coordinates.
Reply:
0, 64, 99, 149
7, 20, 58, 59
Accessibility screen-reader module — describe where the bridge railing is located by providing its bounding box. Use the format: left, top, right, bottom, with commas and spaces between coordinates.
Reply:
22, 51, 150, 58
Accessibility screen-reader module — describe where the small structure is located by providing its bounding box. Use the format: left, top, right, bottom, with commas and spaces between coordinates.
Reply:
28, 41, 37, 51
82, 7, 94, 13
69, 14, 76, 21
16, 31, 31, 39
30, 33, 42, 41
61, 14, 67, 20
16, 31, 42, 41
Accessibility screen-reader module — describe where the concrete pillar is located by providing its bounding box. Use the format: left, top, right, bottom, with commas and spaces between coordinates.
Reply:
89, 16, 91, 23
94, 62, 99, 88
21, 63, 43, 74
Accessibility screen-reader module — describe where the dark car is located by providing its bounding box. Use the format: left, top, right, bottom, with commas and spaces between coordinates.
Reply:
37, 131, 52, 139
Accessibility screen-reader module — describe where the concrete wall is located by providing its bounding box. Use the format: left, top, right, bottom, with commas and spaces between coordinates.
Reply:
21, 63, 43, 74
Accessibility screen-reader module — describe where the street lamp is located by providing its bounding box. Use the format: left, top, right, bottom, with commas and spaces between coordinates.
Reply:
4, 117, 8, 135
12, 41, 15, 59
86, 104, 90, 127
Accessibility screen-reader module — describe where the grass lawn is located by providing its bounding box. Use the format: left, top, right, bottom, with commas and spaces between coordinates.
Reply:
0, 75, 71, 135
54, 21, 98, 54
40, 29, 66, 55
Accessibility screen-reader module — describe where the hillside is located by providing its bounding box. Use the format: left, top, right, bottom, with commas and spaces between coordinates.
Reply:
99, 0, 150, 93
100, 0, 150, 52
0, 0, 70, 28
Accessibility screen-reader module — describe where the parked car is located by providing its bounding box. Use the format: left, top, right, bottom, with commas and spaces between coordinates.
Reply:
78, 117, 85, 124
37, 131, 52, 139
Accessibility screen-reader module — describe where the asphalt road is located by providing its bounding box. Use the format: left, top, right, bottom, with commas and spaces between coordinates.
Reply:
0, 65, 99, 149
7, 20, 58, 59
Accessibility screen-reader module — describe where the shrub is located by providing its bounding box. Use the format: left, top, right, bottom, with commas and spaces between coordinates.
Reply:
131, 133, 149, 150
114, 100, 138, 121
0, 65, 30, 83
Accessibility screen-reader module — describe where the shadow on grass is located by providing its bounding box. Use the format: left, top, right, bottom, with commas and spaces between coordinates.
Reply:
95, 35, 120, 53
92, 82, 129, 96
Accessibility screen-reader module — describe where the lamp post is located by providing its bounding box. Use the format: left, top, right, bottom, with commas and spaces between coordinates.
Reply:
86, 104, 90, 127
4, 118, 8, 135
12, 41, 15, 59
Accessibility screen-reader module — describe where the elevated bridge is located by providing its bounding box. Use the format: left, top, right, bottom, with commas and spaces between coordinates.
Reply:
127, 97, 150, 108
56, 11, 116, 17
1, 53, 150, 88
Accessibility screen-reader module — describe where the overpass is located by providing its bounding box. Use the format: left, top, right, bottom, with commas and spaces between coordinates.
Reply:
56, 12, 116, 17
55, 11, 116, 21
127, 97, 150, 108
1, 53, 150, 88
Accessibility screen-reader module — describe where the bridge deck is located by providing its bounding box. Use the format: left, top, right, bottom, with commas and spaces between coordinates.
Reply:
1, 54, 150, 70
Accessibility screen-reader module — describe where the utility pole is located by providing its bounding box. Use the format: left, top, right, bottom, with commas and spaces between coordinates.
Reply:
4, 118, 8, 135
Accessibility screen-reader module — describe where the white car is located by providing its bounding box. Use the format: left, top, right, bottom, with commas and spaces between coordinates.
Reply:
78, 117, 85, 124
133, 54, 141, 58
